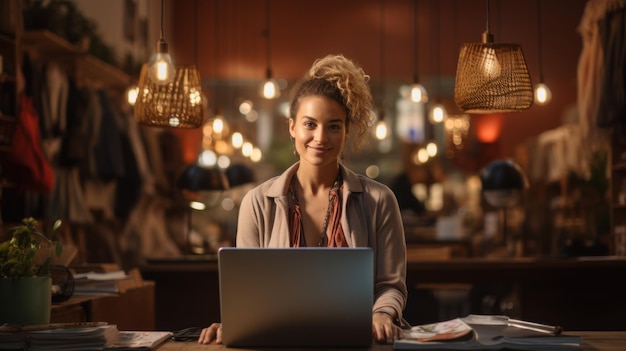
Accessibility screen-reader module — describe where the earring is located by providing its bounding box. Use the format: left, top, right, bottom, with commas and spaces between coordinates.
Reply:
340, 153, 344, 160
291, 136, 298, 157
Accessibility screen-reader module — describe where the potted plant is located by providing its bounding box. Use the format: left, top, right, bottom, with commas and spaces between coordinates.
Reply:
0, 217, 62, 325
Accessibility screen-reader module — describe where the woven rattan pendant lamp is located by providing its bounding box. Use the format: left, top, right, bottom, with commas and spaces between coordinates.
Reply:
454, 0, 533, 113
135, 0, 204, 128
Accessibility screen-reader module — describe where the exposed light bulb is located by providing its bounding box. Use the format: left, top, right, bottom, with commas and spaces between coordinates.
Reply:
415, 148, 429, 164
148, 39, 176, 85
213, 117, 224, 134
126, 85, 138, 106
260, 79, 280, 99
375, 120, 388, 140
231, 132, 244, 149
250, 147, 263, 162
190, 201, 206, 210
198, 150, 217, 167
534, 82, 552, 105
429, 103, 447, 123
426, 142, 438, 157
242, 142, 254, 157
409, 83, 428, 103
480, 47, 501, 78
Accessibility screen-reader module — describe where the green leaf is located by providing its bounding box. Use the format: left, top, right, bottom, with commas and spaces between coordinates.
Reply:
52, 219, 62, 233
55, 241, 63, 257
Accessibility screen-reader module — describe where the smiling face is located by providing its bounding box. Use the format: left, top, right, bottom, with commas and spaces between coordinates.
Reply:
289, 95, 348, 170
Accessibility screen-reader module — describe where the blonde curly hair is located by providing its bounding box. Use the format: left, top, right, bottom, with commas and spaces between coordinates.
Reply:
289, 54, 374, 150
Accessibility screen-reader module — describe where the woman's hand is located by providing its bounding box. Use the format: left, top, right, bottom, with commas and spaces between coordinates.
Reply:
372, 312, 402, 344
197, 323, 222, 344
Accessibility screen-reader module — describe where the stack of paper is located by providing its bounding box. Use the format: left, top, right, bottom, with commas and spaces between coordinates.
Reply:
394, 315, 582, 350
105, 331, 173, 350
73, 270, 132, 294
0, 324, 119, 351
0, 331, 27, 350
0, 323, 173, 350
27, 325, 119, 351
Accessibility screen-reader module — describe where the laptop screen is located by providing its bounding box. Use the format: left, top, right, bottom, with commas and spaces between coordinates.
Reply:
218, 247, 374, 347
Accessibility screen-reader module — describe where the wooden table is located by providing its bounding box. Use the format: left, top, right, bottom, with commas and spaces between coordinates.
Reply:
141, 256, 626, 331
404, 256, 626, 330
156, 331, 626, 350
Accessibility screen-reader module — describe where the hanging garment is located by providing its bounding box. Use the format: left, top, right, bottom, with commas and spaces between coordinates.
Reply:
577, 0, 626, 137
2, 95, 55, 193
577, 0, 608, 139
93, 89, 125, 182
596, 2, 626, 135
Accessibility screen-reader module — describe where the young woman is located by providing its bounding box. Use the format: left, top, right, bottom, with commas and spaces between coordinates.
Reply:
199, 54, 407, 345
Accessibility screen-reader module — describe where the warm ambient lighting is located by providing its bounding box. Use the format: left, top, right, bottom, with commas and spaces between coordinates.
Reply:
148, 40, 176, 85
426, 142, 438, 157
454, 0, 533, 113
134, 65, 204, 128
409, 0, 428, 104
212, 117, 224, 134
429, 103, 447, 123
126, 85, 138, 106
231, 132, 244, 149
260, 0, 280, 100
533, 0, 551, 106
148, 0, 175, 85
375, 120, 388, 140
409, 83, 428, 103
534, 83, 552, 105
474, 113, 503, 143
261, 71, 280, 99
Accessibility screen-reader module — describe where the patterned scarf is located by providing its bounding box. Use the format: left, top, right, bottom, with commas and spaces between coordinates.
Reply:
289, 174, 347, 247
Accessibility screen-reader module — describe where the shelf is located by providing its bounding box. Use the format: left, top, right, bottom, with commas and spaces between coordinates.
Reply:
0, 32, 16, 45
613, 162, 626, 171
21, 30, 130, 89
0, 73, 15, 83
21, 30, 83, 55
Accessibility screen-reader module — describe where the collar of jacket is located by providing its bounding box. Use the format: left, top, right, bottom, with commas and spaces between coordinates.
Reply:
263, 162, 365, 199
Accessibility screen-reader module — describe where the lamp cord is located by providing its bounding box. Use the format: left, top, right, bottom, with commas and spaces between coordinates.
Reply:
485, 0, 491, 33
265, 0, 272, 77
193, 0, 198, 65
413, 0, 419, 83
214, 0, 220, 116
160, 0, 165, 41
380, 0, 385, 109
537, 0, 544, 82
435, 0, 441, 101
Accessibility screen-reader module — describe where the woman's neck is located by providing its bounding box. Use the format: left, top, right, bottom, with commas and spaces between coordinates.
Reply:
295, 163, 339, 195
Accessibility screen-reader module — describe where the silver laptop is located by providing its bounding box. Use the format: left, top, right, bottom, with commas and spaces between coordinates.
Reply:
218, 247, 374, 348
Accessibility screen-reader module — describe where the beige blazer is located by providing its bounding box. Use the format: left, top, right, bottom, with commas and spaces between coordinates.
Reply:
236, 162, 408, 320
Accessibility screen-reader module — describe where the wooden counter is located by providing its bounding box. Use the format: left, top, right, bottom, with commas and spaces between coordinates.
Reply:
157, 331, 626, 351
140, 256, 626, 332
404, 256, 626, 330
51, 280, 155, 330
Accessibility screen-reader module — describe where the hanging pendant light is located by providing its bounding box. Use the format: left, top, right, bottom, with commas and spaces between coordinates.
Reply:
429, 103, 446, 124
134, 0, 203, 128
454, 0, 533, 113
260, 0, 280, 99
534, 0, 552, 105
428, 0, 446, 124
375, 0, 388, 141
409, 0, 428, 103
147, 0, 175, 85
135, 64, 204, 128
